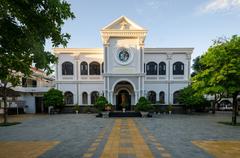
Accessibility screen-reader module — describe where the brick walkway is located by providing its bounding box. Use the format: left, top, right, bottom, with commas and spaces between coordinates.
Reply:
0, 114, 239, 158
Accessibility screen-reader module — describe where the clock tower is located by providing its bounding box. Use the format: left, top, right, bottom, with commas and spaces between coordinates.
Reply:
100, 16, 147, 109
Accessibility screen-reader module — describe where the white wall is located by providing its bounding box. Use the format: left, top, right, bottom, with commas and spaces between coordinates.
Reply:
108, 38, 140, 74
23, 95, 35, 113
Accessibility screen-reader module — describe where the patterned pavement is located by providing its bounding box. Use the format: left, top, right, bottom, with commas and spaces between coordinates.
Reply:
0, 113, 239, 158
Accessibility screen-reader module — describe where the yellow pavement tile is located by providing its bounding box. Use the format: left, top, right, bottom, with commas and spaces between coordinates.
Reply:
83, 153, 93, 158
192, 140, 240, 158
88, 147, 97, 152
100, 119, 154, 158
0, 141, 59, 158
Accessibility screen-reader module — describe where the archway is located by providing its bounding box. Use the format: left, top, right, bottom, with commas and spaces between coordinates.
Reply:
114, 81, 134, 111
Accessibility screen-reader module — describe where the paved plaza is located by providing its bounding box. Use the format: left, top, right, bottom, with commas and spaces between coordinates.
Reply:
0, 113, 239, 158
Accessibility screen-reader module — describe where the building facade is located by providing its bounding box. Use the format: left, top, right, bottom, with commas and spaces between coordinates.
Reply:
54, 16, 193, 110
0, 67, 54, 114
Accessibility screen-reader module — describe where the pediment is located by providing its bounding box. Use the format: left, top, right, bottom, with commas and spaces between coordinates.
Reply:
102, 16, 146, 30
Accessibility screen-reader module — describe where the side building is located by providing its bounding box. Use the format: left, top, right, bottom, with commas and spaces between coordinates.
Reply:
0, 67, 54, 114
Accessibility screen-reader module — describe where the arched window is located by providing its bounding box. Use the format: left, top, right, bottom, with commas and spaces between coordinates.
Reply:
82, 92, 88, 104
173, 62, 184, 75
147, 91, 156, 104
64, 91, 73, 104
91, 91, 99, 104
90, 62, 100, 75
173, 91, 180, 104
146, 62, 157, 75
80, 62, 88, 75
62, 62, 73, 75
159, 62, 166, 75
159, 91, 165, 104
102, 62, 104, 73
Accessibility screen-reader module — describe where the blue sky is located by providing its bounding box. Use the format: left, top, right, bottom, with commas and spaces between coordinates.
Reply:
46, 0, 240, 62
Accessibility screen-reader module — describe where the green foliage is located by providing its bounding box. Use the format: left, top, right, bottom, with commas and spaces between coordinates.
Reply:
0, 0, 74, 124
74, 104, 80, 111
167, 105, 173, 111
192, 35, 240, 124
43, 88, 64, 109
191, 56, 205, 77
192, 35, 240, 95
94, 96, 108, 112
0, 0, 75, 84
0, 122, 21, 127
177, 86, 208, 110
135, 97, 154, 112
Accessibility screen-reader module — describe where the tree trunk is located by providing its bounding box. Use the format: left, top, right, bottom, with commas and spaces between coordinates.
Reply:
2, 87, 8, 124
212, 100, 216, 114
236, 104, 239, 116
232, 92, 238, 125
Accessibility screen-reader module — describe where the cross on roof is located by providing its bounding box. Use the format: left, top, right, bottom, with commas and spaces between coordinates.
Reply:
120, 20, 128, 30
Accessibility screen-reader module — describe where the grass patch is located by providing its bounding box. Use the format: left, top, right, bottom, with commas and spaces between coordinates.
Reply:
0, 122, 21, 127
218, 121, 240, 126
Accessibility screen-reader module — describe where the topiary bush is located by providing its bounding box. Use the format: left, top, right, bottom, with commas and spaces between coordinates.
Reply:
94, 96, 108, 112
135, 97, 154, 112
44, 88, 64, 109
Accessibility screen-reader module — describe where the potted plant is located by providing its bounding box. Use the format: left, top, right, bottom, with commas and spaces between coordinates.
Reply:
74, 104, 80, 114
167, 105, 173, 114
135, 97, 154, 117
105, 103, 113, 111
121, 102, 127, 112
94, 96, 108, 117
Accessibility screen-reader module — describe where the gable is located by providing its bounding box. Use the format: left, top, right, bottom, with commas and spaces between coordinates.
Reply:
102, 16, 146, 30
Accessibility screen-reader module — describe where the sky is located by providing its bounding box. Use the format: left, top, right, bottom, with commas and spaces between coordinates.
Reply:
46, 0, 240, 63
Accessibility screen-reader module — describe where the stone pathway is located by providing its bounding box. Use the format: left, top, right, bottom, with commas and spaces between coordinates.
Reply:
0, 113, 240, 158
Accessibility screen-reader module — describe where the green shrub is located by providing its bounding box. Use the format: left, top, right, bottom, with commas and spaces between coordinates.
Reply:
167, 105, 173, 111
44, 88, 64, 109
94, 96, 108, 112
135, 97, 154, 112
74, 104, 80, 112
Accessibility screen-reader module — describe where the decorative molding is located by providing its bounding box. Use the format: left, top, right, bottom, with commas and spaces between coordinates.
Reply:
101, 31, 147, 38
144, 48, 194, 54
53, 48, 103, 54
55, 80, 104, 84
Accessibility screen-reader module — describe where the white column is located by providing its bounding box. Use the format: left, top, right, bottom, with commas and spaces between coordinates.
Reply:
167, 54, 172, 105
135, 92, 138, 105
88, 93, 91, 105
109, 91, 113, 104
187, 54, 191, 85
76, 59, 79, 105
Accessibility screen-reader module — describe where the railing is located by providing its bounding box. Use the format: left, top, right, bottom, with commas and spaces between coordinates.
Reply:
0, 100, 25, 108
80, 75, 103, 80
12, 86, 52, 92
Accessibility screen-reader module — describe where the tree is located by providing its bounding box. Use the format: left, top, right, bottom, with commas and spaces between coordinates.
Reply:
0, 0, 75, 124
191, 56, 205, 77
43, 88, 64, 109
177, 86, 209, 112
135, 97, 154, 112
192, 56, 225, 114
192, 35, 240, 125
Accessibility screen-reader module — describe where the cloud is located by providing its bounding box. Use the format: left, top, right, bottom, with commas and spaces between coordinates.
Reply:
200, 0, 240, 13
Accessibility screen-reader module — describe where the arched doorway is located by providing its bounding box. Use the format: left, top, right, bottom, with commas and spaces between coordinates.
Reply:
114, 81, 134, 111
117, 90, 131, 111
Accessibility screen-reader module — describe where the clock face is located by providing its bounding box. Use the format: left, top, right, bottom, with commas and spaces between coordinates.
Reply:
118, 49, 129, 62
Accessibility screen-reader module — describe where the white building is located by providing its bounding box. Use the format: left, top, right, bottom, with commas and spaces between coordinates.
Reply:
0, 67, 54, 114
54, 16, 193, 110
